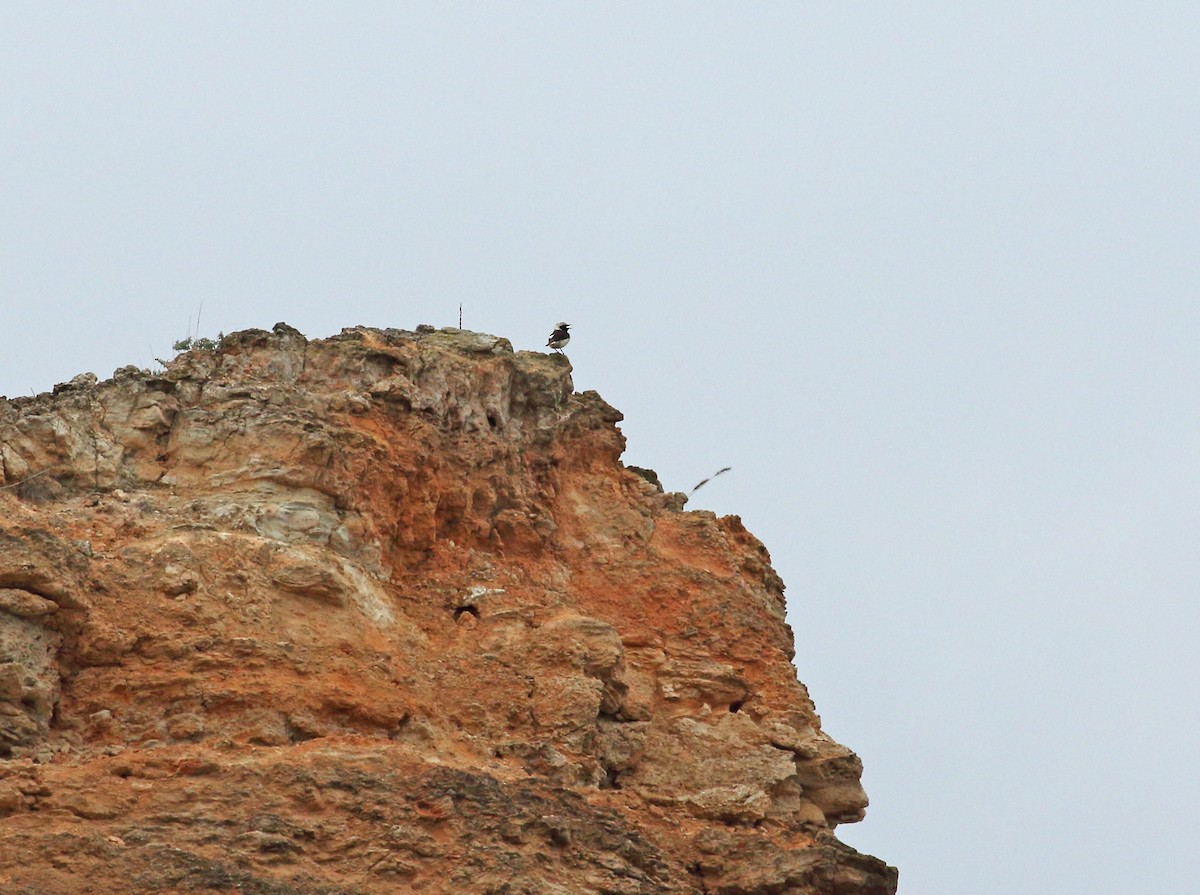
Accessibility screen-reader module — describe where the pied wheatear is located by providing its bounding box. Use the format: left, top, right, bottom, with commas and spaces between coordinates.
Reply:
546, 322, 571, 354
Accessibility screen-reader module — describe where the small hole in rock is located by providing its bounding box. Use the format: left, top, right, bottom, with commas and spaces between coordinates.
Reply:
728, 700, 744, 713
453, 605, 480, 621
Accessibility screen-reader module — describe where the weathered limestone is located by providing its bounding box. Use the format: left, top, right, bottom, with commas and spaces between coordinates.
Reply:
0, 324, 896, 894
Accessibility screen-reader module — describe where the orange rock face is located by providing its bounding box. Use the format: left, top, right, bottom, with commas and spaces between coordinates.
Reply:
0, 324, 896, 894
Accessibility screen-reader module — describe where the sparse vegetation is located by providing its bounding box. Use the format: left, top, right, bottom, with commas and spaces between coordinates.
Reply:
156, 301, 222, 364
155, 330, 225, 367
171, 335, 222, 352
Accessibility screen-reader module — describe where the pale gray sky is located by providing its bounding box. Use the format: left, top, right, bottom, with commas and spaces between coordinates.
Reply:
3, 4, 1198, 892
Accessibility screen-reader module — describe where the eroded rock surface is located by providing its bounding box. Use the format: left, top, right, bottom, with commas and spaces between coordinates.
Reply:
0, 324, 896, 894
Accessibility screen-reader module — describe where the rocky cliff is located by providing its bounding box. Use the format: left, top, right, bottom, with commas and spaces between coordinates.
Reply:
0, 324, 897, 894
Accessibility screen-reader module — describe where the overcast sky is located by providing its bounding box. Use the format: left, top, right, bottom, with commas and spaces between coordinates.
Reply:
3, 4, 1197, 892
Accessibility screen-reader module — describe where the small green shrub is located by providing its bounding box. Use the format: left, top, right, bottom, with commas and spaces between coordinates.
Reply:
172, 336, 220, 352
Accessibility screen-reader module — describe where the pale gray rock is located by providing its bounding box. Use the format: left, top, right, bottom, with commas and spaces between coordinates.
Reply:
0, 613, 62, 753
0, 588, 59, 618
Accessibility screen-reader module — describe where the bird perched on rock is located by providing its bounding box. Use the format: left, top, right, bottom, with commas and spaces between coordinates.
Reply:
546, 322, 571, 354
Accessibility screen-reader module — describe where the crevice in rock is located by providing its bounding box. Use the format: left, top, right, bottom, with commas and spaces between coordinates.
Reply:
8, 475, 61, 504
284, 720, 321, 744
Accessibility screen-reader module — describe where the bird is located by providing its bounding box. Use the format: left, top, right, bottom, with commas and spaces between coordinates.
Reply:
546, 322, 571, 354
690, 466, 732, 495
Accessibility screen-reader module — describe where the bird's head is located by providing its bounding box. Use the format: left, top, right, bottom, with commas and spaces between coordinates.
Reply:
557, 322, 570, 331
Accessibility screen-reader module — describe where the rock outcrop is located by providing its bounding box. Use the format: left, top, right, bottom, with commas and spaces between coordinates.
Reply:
0, 324, 897, 894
